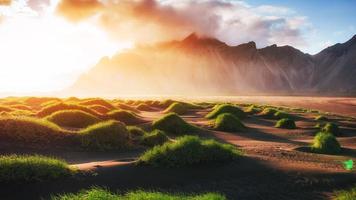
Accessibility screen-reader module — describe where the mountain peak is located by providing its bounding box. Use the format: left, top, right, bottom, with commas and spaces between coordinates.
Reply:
182, 33, 199, 43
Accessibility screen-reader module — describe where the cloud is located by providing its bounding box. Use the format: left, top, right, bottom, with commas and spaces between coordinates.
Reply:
55, 0, 310, 48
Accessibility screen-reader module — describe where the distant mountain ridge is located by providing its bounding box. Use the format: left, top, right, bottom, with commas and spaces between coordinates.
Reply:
67, 34, 356, 96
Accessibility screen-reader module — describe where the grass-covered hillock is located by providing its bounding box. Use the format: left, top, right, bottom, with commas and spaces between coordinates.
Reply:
275, 118, 296, 129
127, 126, 146, 140
141, 130, 169, 146
214, 113, 245, 132
258, 108, 278, 118
138, 136, 242, 167
206, 104, 245, 119
311, 132, 341, 154
244, 105, 261, 115
79, 120, 130, 150
106, 110, 144, 125
334, 186, 356, 200
116, 103, 140, 113
37, 102, 101, 118
79, 98, 115, 110
0, 117, 69, 145
52, 188, 226, 200
152, 113, 200, 135
88, 105, 111, 114
273, 111, 291, 120
46, 110, 100, 128
315, 115, 328, 121
136, 103, 155, 111
322, 122, 341, 136
0, 155, 75, 182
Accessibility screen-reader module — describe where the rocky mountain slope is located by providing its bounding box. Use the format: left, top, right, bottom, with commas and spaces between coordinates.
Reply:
67, 34, 356, 96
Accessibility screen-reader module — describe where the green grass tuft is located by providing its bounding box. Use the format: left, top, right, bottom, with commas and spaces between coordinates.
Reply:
141, 130, 169, 147
138, 136, 242, 167
206, 104, 245, 119
46, 110, 100, 128
79, 120, 130, 150
275, 118, 296, 129
52, 187, 226, 200
106, 110, 143, 125
0, 155, 74, 182
311, 132, 341, 154
152, 113, 200, 135
334, 186, 356, 200
273, 111, 291, 120
322, 122, 340, 136
214, 113, 245, 132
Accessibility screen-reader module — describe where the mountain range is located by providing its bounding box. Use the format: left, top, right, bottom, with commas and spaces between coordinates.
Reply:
67, 33, 356, 96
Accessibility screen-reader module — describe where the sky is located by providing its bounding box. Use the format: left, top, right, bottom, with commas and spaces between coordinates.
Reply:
0, 0, 355, 94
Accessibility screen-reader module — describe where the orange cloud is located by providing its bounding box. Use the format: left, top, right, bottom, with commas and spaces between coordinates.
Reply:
0, 0, 11, 6
56, 0, 102, 21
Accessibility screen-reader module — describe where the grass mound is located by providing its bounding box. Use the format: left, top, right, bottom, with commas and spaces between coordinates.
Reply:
273, 111, 291, 120
164, 102, 190, 115
79, 120, 130, 150
136, 103, 154, 111
259, 108, 278, 118
214, 113, 245, 132
0, 105, 14, 113
275, 118, 296, 129
88, 105, 111, 114
106, 110, 144, 125
311, 132, 341, 154
244, 105, 261, 114
315, 115, 328, 121
46, 110, 100, 129
127, 126, 146, 140
0, 117, 68, 145
206, 104, 245, 119
138, 136, 242, 167
0, 155, 74, 182
37, 102, 101, 118
141, 130, 169, 146
334, 186, 356, 200
116, 103, 140, 113
322, 122, 340, 136
52, 187, 226, 200
79, 98, 115, 110
152, 113, 200, 135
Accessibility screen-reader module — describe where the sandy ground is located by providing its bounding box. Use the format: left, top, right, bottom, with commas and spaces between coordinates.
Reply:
0, 98, 356, 200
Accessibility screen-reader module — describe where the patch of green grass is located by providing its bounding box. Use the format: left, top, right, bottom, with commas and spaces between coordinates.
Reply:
46, 110, 100, 128
141, 130, 169, 147
127, 126, 146, 140
106, 110, 143, 125
152, 113, 200, 135
334, 186, 356, 200
206, 104, 245, 119
273, 111, 291, 120
311, 132, 341, 154
164, 102, 191, 115
79, 120, 130, 150
0, 116, 69, 145
322, 122, 340, 136
275, 118, 296, 129
244, 105, 261, 115
315, 115, 328, 121
79, 98, 115, 110
259, 108, 278, 118
138, 136, 242, 167
0, 155, 75, 182
37, 103, 101, 118
52, 187, 226, 200
214, 113, 245, 132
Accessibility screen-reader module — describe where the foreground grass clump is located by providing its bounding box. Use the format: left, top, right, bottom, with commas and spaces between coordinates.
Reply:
259, 108, 278, 118
141, 130, 169, 146
206, 104, 245, 119
311, 132, 341, 154
37, 102, 101, 118
214, 113, 245, 132
322, 122, 340, 136
152, 113, 200, 135
52, 187, 226, 200
79, 120, 130, 150
0, 117, 67, 145
275, 118, 296, 129
0, 155, 74, 182
334, 186, 356, 200
46, 110, 100, 128
138, 136, 242, 167
106, 110, 143, 125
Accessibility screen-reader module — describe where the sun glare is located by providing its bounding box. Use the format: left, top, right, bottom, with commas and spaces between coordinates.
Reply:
0, 14, 131, 94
